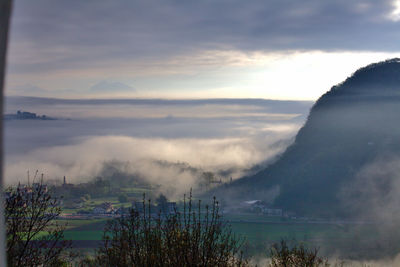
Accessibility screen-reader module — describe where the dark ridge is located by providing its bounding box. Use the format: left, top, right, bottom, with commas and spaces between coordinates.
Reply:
218, 58, 400, 218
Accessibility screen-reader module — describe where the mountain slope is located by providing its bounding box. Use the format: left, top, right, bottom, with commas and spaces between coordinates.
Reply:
225, 58, 400, 217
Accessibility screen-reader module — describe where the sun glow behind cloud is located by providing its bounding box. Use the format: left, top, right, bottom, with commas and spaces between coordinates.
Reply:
7, 50, 400, 100
120, 51, 400, 100
390, 0, 400, 21
6, 0, 400, 100
240, 51, 400, 100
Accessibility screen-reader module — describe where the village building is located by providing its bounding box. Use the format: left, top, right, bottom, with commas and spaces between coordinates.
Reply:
239, 200, 283, 216
93, 202, 114, 214
62, 176, 74, 189
263, 208, 283, 216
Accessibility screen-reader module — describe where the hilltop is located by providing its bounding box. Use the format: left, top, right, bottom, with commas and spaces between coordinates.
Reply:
219, 58, 400, 218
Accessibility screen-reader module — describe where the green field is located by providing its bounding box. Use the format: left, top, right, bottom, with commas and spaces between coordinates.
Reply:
49, 213, 388, 260
62, 219, 331, 245
59, 215, 373, 255
119, 187, 151, 195
64, 231, 103, 241
231, 222, 333, 241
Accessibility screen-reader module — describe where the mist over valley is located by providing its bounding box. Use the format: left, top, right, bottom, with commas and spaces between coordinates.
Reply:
4, 97, 311, 198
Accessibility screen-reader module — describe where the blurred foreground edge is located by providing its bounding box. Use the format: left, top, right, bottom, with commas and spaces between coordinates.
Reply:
0, 0, 12, 266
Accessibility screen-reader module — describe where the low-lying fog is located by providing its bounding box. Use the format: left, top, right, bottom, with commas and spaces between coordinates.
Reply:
4, 97, 312, 197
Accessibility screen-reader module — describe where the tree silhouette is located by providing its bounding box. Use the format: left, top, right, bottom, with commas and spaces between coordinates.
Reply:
5, 180, 71, 266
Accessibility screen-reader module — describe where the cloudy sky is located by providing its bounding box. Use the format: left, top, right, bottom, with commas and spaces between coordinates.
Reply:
5, 0, 400, 100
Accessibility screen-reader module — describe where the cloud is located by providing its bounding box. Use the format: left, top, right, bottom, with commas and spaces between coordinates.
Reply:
7, 1, 400, 100
389, 0, 400, 21
4, 97, 309, 198
340, 155, 400, 223
7, 0, 400, 77
90, 80, 135, 93
4, 135, 293, 199
330, 155, 400, 258
4, 96, 311, 119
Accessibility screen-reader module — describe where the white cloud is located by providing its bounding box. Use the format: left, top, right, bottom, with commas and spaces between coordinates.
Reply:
5, 135, 294, 198
389, 0, 400, 21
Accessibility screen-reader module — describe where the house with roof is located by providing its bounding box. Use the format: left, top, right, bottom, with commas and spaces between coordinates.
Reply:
93, 202, 114, 214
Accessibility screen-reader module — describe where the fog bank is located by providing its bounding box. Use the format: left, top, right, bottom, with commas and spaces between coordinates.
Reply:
4, 97, 311, 197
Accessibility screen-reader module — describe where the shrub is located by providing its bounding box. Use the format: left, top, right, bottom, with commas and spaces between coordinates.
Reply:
269, 240, 329, 267
94, 192, 248, 267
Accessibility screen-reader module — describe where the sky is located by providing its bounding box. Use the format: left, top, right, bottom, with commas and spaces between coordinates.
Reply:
5, 0, 400, 100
